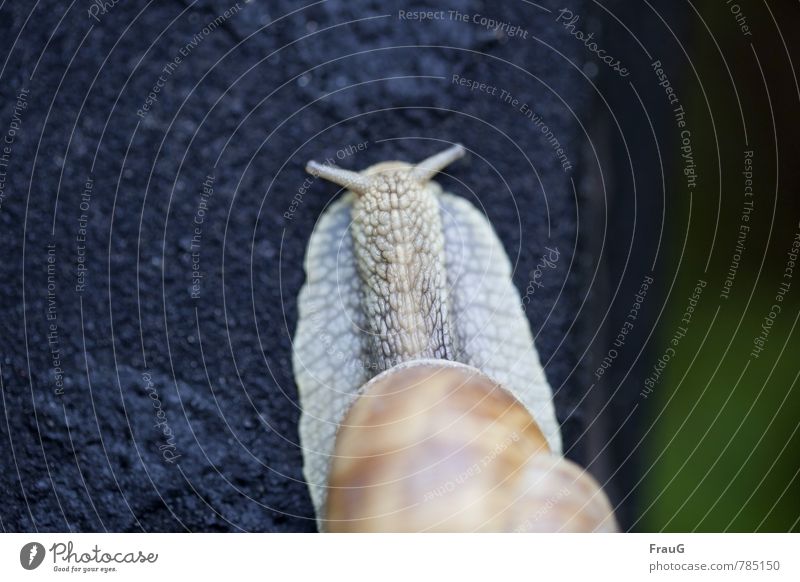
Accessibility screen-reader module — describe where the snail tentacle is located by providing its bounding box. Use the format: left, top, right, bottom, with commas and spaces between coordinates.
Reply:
305, 160, 371, 194
410, 142, 466, 183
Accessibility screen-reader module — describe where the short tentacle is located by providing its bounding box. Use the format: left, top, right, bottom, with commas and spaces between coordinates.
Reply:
411, 143, 465, 183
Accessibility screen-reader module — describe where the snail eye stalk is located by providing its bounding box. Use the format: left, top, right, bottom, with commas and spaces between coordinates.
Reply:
305, 161, 371, 194
411, 143, 466, 183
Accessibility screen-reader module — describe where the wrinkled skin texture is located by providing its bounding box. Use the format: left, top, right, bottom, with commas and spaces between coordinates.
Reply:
293, 159, 562, 523
352, 170, 455, 369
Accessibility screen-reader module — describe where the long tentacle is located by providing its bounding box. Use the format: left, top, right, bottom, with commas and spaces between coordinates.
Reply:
306, 161, 372, 194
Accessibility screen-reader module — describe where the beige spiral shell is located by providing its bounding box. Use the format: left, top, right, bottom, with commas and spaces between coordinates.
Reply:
324, 361, 618, 532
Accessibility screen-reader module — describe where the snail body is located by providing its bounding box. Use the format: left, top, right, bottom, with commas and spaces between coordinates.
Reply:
293, 144, 596, 530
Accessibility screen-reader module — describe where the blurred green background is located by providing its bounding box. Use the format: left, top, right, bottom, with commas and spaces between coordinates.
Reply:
640, 1, 800, 532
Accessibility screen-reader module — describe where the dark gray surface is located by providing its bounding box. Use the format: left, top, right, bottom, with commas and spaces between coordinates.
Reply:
0, 0, 664, 531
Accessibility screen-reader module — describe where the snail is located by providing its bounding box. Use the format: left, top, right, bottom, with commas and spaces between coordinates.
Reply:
292, 143, 616, 531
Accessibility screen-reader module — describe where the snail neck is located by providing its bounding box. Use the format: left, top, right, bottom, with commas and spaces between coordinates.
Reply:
351, 171, 455, 372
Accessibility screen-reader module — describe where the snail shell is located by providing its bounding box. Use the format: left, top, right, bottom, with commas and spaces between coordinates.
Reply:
325, 361, 617, 532
293, 144, 562, 524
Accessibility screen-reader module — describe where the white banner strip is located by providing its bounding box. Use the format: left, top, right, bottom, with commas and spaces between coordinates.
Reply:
1, 533, 797, 580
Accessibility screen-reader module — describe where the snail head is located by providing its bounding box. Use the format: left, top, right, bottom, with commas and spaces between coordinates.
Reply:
305, 143, 465, 196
